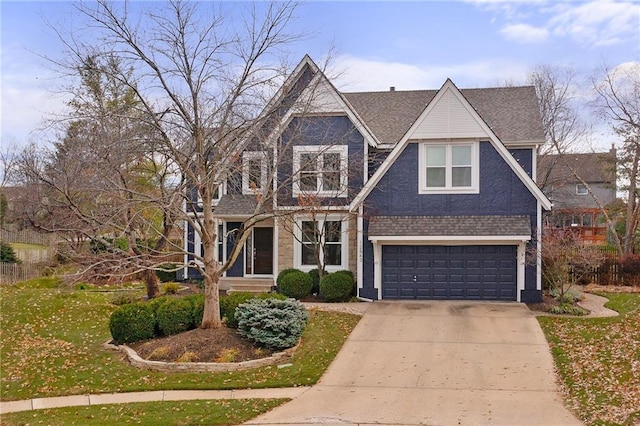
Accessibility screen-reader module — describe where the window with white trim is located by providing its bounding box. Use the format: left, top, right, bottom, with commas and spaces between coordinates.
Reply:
242, 152, 267, 194
419, 142, 478, 193
576, 184, 588, 195
293, 146, 348, 197
295, 216, 348, 271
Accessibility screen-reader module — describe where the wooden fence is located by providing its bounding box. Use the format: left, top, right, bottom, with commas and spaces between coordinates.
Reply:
1, 230, 54, 246
0, 263, 46, 285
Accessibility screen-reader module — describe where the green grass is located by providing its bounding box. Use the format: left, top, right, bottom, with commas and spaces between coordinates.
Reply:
9, 242, 48, 250
0, 399, 287, 425
538, 293, 640, 426
0, 277, 361, 401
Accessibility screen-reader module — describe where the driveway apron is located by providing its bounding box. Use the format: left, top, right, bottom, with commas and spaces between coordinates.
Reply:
246, 301, 582, 426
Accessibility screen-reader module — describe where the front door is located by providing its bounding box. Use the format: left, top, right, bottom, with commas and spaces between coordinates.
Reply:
246, 227, 273, 275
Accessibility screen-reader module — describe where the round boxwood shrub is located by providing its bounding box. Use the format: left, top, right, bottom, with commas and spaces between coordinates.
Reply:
235, 298, 308, 350
319, 272, 353, 302
277, 269, 313, 299
276, 268, 300, 287
109, 302, 156, 344
156, 298, 194, 336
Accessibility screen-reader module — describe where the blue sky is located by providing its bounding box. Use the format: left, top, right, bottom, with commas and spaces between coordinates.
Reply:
1, 0, 639, 149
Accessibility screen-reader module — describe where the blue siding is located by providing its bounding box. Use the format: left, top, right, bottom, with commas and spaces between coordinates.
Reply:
278, 115, 365, 207
509, 148, 534, 178
360, 141, 541, 302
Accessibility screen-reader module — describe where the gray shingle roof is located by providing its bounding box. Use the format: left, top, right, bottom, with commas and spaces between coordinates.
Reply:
342, 86, 545, 146
538, 151, 616, 185
368, 215, 531, 237
214, 195, 269, 217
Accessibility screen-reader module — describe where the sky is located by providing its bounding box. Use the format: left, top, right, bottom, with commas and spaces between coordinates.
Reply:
1, 0, 639, 151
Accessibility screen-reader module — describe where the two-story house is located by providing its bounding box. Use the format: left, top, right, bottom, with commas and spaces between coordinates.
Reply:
538, 149, 616, 244
182, 55, 551, 303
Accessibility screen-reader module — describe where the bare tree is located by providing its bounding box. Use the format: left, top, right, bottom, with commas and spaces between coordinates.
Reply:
531, 64, 622, 254
34, 0, 353, 329
591, 62, 640, 255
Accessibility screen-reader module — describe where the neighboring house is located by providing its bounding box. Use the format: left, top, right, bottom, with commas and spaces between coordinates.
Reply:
538, 149, 616, 244
182, 55, 551, 303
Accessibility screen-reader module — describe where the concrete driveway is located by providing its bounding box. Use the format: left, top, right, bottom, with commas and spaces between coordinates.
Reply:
246, 301, 582, 426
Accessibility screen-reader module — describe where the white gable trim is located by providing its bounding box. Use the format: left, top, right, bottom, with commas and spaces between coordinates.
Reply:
350, 79, 552, 211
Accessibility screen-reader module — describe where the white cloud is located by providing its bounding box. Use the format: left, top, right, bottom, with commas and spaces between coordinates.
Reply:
500, 23, 549, 43
548, 0, 640, 47
329, 55, 530, 92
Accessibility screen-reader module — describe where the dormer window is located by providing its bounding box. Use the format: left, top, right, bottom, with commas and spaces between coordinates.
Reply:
242, 152, 267, 194
576, 184, 588, 195
293, 145, 348, 197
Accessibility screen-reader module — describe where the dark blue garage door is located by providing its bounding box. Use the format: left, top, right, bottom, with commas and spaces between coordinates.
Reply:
382, 245, 517, 300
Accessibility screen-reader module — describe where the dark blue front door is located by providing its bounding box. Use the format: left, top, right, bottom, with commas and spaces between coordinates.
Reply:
382, 245, 517, 300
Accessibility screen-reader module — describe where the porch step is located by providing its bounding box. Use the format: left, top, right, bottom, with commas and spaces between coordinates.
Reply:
221, 277, 275, 294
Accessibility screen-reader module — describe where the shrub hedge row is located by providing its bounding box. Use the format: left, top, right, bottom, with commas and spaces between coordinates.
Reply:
276, 268, 355, 302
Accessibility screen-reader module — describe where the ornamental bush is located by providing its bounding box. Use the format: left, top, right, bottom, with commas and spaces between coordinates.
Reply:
276, 268, 300, 287
277, 269, 312, 299
320, 272, 353, 302
220, 292, 287, 328
156, 298, 194, 336
109, 302, 156, 344
235, 298, 308, 350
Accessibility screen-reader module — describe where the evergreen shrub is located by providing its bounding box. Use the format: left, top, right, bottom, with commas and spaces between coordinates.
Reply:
235, 298, 308, 350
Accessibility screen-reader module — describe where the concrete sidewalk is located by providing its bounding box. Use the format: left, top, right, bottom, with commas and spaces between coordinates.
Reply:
0, 387, 309, 415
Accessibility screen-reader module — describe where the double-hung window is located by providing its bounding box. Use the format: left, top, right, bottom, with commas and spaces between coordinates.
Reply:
419, 142, 478, 193
296, 216, 348, 271
293, 146, 348, 197
242, 152, 267, 194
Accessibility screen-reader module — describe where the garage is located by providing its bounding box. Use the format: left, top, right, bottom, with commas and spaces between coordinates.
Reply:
381, 245, 517, 300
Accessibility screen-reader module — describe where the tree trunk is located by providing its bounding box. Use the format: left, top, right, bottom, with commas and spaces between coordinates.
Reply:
142, 268, 160, 299
201, 268, 222, 329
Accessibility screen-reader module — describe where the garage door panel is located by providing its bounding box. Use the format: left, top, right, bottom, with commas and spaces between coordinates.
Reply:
382, 245, 517, 301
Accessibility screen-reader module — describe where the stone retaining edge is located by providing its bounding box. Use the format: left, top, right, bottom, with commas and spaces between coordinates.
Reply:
104, 341, 296, 373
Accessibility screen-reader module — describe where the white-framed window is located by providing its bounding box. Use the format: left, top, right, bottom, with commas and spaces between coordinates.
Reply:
294, 215, 348, 272
242, 152, 267, 194
196, 183, 223, 208
576, 184, 588, 195
293, 145, 348, 197
418, 141, 479, 194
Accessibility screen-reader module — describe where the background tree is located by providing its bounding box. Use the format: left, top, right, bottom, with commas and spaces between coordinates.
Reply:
591, 62, 640, 255
17, 54, 180, 298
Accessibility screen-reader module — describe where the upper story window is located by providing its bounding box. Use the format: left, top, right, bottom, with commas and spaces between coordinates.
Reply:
576, 184, 588, 195
242, 152, 267, 194
418, 141, 478, 194
293, 145, 348, 197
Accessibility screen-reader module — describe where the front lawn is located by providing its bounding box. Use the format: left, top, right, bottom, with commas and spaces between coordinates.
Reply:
538, 293, 640, 426
0, 399, 286, 425
0, 278, 361, 401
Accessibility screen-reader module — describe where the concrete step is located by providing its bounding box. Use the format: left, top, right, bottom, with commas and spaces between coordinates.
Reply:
221, 278, 274, 294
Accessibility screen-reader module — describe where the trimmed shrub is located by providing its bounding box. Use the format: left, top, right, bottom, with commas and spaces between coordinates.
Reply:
111, 292, 139, 306
220, 292, 287, 328
308, 269, 325, 295
320, 272, 353, 302
109, 303, 156, 344
236, 298, 308, 350
156, 298, 194, 336
276, 268, 300, 287
183, 294, 205, 328
278, 270, 313, 299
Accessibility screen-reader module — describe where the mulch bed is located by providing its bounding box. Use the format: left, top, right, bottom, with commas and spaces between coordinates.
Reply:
129, 327, 274, 363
